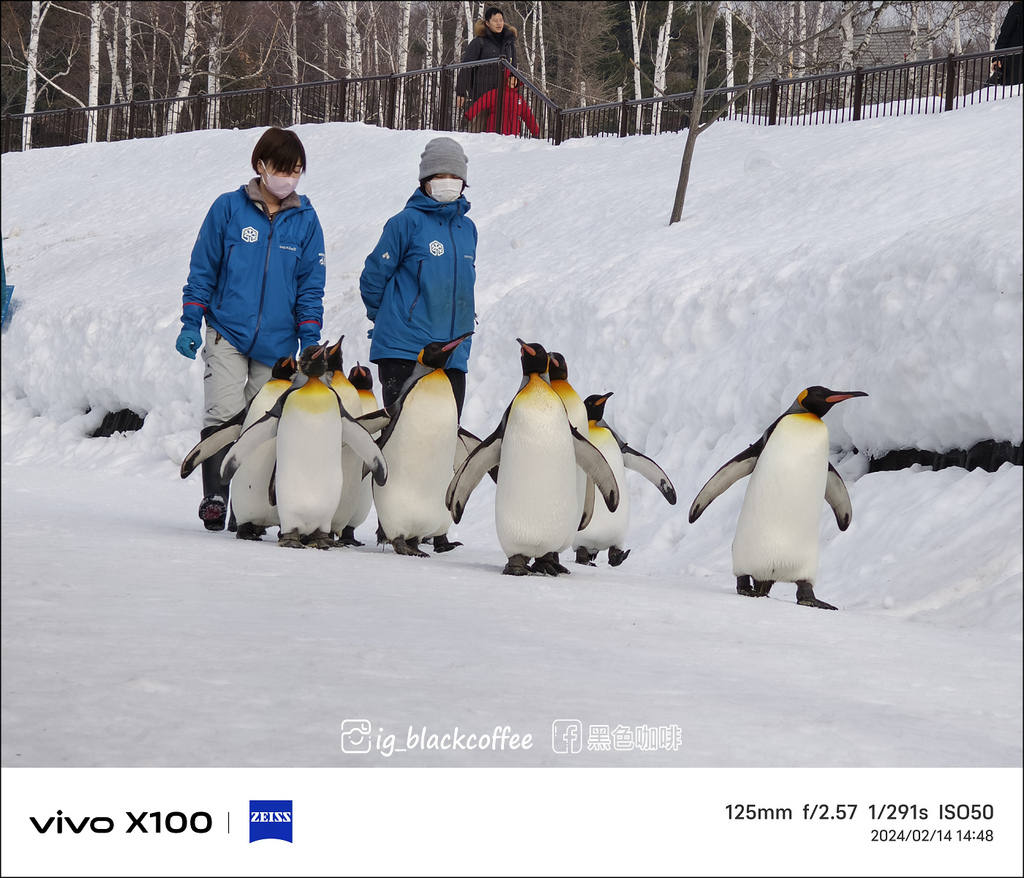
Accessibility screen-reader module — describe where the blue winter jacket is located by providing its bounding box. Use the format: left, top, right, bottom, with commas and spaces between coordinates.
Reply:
360, 189, 477, 372
181, 183, 326, 368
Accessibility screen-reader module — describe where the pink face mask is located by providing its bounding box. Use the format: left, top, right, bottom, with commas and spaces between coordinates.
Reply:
260, 163, 299, 199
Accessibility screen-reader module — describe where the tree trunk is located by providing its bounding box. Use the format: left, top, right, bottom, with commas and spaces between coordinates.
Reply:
724, 1, 734, 89
747, 5, 756, 84
167, 0, 198, 134
629, 1, 646, 130
124, 0, 133, 102
670, 1, 719, 225
652, 0, 675, 134
88, 1, 101, 142
23, 0, 52, 150
538, 0, 547, 92
290, 1, 300, 125
208, 1, 223, 129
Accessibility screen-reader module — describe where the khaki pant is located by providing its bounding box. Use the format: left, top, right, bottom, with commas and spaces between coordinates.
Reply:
201, 326, 273, 428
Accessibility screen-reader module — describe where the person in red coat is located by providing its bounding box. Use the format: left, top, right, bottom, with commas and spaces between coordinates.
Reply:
464, 70, 540, 137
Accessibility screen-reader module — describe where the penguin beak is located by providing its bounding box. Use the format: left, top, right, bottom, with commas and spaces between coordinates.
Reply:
516, 338, 536, 357
598, 392, 614, 405
825, 391, 868, 403
443, 331, 474, 352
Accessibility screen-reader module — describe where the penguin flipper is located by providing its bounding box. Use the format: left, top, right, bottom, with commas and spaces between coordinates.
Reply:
446, 432, 503, 524
570, 426, 619, 513
179, 408, 246, 478
220, 402, 284, 482
341, 415, 388, 486
356, 408, 391, 437
688, 441, 762, 523
825, 463, 853, 531
621, 445, 677, 505
268, 461, 277, 506
579, 477, 596, 530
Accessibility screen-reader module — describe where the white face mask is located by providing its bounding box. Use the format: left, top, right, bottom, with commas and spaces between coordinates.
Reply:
428, 178, 463, 203
260, 163, 299, 199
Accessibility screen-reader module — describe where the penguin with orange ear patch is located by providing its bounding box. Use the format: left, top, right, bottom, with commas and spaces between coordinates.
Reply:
689, 386, 867, 609
447, 339, 620, 576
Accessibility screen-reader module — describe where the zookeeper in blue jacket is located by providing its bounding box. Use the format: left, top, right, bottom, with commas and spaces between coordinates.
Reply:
175, 126, 326, 532
359, 137, 477, 417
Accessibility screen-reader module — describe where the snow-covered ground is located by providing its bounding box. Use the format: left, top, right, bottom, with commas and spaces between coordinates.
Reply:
2, 96, 1021, 876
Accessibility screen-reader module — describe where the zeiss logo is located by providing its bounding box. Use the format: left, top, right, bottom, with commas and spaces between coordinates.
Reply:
249, 800, 292, 843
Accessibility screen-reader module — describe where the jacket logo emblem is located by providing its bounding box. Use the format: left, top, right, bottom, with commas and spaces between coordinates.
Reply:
381, 251, 390, 260
430, 241, 444, 256
241, 227, 259, 243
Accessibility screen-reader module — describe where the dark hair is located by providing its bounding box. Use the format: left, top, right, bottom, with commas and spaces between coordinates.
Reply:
251, 127, 307, 175
484, 6, 504, 21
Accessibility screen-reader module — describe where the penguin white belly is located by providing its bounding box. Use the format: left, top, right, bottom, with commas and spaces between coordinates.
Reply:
373, 373, 458, 540
574, 428, 630, 550
346, 391, 380, 529
276, 384, 344, 536
732, 414, 829, 583
230, 437, 279, 528
495, 382, 578, 558
330, 379, 367, 533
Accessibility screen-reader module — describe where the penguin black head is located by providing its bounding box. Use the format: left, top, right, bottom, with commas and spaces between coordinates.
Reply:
517, 338, 549, 376
548, 352, 569, 382
325, 335, 346, 373
298, 342, 330, 378
583, 392, 613, 422
348, 363, 373, 391
418, 331, 473, 370
792, 385, 868, 418
271, 356, 298, 381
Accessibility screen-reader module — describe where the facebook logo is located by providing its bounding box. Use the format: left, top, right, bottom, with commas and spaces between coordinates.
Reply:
551, 719, 583, 754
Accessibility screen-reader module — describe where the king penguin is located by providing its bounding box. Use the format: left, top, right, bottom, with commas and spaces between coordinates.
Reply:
688, 385, 868, 610
574, 393, 677, 566
222, 343, 387, 549
226, 355, 299, 540
338, 363, 380, 546
368, 332, 473, 557
547, 352, 589, 568
446, 339, 620, 576
325, 338, 371, 547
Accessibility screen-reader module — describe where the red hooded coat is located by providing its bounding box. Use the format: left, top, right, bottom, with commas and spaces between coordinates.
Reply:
465, 70, 540, 137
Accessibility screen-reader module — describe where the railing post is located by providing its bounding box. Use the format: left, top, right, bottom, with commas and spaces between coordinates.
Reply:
3, 115, 11, 153
263, 86, 273, 127
494, 63, 506, 133
64, 107, 73, 146
944, 52, 957, 112
127, 99, 136, 140
619, 95, 629, 137
553, 108, 563, 145
853, 66, 864, 121
768, 78, 779, 125
385, 75, 398, 129
438, 67, 453, 132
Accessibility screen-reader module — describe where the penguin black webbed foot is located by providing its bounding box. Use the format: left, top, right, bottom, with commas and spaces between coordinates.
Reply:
307, 529, 334, 550
796, 581, 837, 610
502, 554, 533, 576
531, 552, 570, 576
607, 546, 630, 567
235, 522, 266, 541
575, 547, 597, 566
392, 535, 429, 558
753, 579, 774, 597
333, 525, 364, 547
278, 529, 305, 549
432, 533, 462, 554
736, 576, 756, 597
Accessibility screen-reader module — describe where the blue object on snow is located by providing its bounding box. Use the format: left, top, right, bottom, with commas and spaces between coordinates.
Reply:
1, 238, 13, 330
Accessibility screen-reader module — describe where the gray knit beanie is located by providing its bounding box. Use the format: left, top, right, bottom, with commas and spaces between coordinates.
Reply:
418, 137, 468, 184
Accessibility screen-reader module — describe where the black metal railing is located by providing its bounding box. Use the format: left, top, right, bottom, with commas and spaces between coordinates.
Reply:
3, 47, 1020, 154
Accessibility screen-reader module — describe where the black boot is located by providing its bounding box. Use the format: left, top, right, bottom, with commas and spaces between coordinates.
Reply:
199, 445, 231, 532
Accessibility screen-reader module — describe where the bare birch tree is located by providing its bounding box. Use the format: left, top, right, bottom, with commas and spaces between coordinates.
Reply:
22, 0, 52, 149
652, 0, 676, 132
87, 1, 100, 141
724, 0, 735, 88
167, 0, 198, 134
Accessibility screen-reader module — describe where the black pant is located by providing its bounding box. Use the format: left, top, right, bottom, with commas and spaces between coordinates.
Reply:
376, 358, 466, 419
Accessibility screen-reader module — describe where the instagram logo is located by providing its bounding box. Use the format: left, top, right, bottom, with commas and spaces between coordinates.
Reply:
551, 719, 583, 754
340, 719, 373, 753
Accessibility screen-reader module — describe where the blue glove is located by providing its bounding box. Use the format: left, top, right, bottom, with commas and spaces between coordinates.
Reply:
298, 333, 320, 353
176, 328, 203, 359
